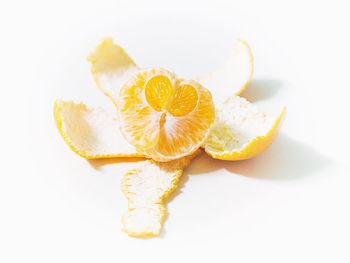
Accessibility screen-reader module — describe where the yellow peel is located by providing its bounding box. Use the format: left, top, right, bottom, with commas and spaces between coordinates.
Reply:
88, 38, 139, 104
121, 150, 201, 237
54, 100, 143, 159
203, 96, 286, 160
196, 39, 254, 103
88, 38, 253, 106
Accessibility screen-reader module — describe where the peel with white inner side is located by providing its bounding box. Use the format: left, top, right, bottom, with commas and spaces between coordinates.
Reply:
196, 39, 254, 103
54, 100, 143, 159
203, 95, 286, 160
121, 150, 201, 237
88, 38, 139, 104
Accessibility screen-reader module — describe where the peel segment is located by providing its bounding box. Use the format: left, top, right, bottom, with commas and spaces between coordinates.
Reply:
197, 39, 254, 103
88, 38, 139, 104
54, 100, 143, 159
121, 150, 201, 237
203, 96, 286, 160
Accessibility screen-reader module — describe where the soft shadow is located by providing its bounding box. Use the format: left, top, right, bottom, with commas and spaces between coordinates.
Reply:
223, 134, 331, 180
167, 151, 210, 202
88, 157, 145, 171
166, 163, 192, 203
187, 134, 331, 181
241, 79, 282, 102
186, 152, 223, 176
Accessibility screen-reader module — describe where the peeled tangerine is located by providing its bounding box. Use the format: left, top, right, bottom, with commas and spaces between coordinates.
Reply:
53, 38, 285, 238
118, 68, 215, 162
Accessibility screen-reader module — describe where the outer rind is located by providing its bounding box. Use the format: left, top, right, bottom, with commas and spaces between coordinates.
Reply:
204, 107, 286, 160
54, 100, 144, 159
121, 150, 201, 237
233, 39, 255, 96
196, 39, 254, 101
87, 38, 139, 105
121, 205, 167, 238
87, 38, 253, 106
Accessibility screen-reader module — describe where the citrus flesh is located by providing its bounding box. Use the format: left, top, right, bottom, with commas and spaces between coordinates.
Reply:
118, 68, 215, 162
54, 100, 143, 158
203, 95, 286, 160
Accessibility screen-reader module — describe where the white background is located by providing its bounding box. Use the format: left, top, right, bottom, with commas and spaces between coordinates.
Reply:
1, 0, 349, 262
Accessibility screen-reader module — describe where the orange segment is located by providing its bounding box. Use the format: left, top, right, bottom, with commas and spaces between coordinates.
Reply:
118, 68, 215, 162
118, 69, 173, 150
152, 81, 214, 159
145, 75, 173, 111
167, 84, 198, 116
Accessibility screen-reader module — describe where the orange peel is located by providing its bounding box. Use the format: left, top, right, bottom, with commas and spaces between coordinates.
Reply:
121, 150, 201, 237
54, 100, 143, 159
88, 38, 138, 104
196, 39, 254, 103
203, 95, 286, 160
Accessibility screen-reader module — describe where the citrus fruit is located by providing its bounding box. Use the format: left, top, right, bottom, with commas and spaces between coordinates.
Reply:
118, 68, 215, 162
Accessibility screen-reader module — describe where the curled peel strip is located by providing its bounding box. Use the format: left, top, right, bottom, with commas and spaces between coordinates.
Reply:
54, 100, 143, 159
203, 95, 286, 160
121, 151, 201, 237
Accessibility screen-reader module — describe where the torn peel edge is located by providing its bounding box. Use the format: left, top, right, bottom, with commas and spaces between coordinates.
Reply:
234, 39, 255, 96
205, 107, 286, 161
53, 100, 145, 159
121, 149, 202, 237
196, 39, 254, 100
121, 205, 167, 238
87, 38, 139, 106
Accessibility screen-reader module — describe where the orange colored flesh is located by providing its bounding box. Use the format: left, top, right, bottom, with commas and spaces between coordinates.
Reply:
118, 69, 215, 161
145, 75, 173, 112
168, 84, 198, 116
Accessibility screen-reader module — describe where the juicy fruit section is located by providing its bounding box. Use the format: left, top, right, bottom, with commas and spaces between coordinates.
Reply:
118, 68, 215, 162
